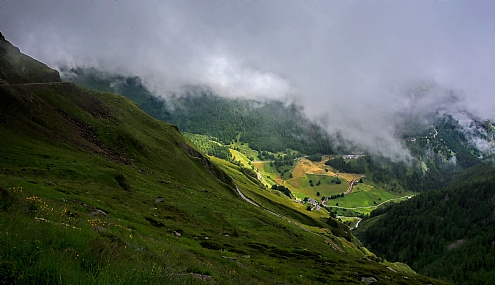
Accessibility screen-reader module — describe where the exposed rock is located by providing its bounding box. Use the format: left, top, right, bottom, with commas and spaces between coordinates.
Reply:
92, 225, 107, 232
386, 266, 397, 273
361, 277, 377, 284
155, 196, 164, 203
190, 273, 215, 283
448, 239, 466, 250
89, 208, 108, 217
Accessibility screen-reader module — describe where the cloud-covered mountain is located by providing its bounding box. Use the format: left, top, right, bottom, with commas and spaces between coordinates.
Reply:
4, 2, 494, 160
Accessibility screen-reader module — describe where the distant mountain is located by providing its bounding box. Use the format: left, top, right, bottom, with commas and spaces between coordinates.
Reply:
0, 34, 448, 284
62, 67, 335, 155
62, 67, 495, 196
392, 81, 495, 168
355, 163, 495, 284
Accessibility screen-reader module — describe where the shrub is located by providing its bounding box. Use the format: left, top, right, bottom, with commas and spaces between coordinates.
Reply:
200, 241, 224, 251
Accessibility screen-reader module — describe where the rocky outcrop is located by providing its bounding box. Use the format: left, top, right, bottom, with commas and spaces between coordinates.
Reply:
361, 277, 377, 284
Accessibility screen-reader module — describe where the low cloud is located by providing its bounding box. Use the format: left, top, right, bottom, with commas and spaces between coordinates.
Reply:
3, 1, 495, 158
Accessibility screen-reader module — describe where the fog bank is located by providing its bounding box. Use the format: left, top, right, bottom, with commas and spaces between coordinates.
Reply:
3, 1, 495, 158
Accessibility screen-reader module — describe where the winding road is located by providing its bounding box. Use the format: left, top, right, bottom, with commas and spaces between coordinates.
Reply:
235, 186, 259, 207
235, 186, 312, 232
344, 180, 357, 195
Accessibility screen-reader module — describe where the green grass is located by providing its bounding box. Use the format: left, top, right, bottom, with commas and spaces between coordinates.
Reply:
229, 148, 252, 168
327, 189, 413, 216
229, 142, 260, 161
334, 189, 392, 207
222, 146, 416, 219
289, 174, 348, 200
250, 161, 279, 187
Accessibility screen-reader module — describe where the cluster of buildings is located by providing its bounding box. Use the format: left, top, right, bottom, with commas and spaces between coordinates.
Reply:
305, 198, 321, 211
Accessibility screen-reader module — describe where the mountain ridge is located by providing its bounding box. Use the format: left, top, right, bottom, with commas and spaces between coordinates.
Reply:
0, 32, 61, 84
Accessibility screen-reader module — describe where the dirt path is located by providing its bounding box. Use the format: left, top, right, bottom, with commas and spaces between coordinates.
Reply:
355, 218, 362, 229
344, 180, 356, 195
8, 82, 65, 86
322, 234, 343, 251
235, 186, 259, 207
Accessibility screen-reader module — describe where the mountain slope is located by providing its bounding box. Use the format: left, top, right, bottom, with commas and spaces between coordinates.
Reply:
0, 32, 61, 84
355, 163, 495, 284
63, 67, 495, 194
62, 67, 334, 155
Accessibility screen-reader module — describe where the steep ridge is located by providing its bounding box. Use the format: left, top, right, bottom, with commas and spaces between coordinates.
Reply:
0, 32, 61, 84
0, 34, 448, 284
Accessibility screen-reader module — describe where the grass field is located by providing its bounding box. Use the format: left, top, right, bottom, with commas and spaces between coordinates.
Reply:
227, 152, 415, 217
229, 142, 260, 161
240, 154, 418, 219
287, 174, 349, 200
252, 161, 282, 187
229, 148, 252, 168
2, 83, 356, 284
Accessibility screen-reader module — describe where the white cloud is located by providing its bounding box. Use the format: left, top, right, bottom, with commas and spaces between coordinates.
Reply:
3, 1, 495, 157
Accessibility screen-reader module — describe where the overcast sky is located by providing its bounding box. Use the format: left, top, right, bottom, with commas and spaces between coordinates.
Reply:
3, 1, 495, 158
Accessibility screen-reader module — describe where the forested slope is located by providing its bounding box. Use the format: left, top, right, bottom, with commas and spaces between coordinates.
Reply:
63, 67, 334, 155
355, 163, 495, 284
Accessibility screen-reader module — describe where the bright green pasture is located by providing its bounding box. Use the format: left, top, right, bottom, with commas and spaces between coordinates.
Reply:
229, 148, 252, 168
288, 174, 348, 200
230, 142, 259, 160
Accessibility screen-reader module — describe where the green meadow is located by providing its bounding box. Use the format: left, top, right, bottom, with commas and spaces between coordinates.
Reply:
288, 173, 349, 200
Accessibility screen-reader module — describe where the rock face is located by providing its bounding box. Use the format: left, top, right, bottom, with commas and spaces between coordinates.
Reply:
361, 277, 377, 284
0, 32, 61, 84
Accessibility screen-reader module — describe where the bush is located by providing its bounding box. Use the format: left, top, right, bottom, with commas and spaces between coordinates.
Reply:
115, 174, 130, 191
200, 241, 224, 251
